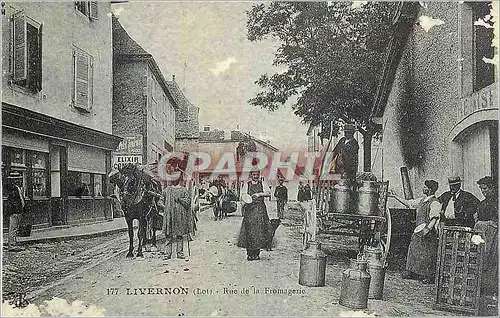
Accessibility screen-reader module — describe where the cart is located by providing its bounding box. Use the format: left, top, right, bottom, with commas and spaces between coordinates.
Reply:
312, 180, 392, 263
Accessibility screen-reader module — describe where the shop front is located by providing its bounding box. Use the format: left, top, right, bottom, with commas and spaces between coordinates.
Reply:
2, 103, 122, 229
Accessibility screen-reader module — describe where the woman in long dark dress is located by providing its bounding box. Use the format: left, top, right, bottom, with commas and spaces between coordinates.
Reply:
237, 170, 271, 260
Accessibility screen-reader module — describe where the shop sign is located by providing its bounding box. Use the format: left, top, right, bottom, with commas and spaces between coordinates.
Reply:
459, 84, 497, 121
115, 135, 143, 154
112, 155, 143, 170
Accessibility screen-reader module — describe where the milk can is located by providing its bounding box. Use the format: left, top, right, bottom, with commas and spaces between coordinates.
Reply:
331, 180, 354, 214
364, 246, 386, 300
339, 259, 371, 309
357, 181, 380, 216
299, 241, 327, 287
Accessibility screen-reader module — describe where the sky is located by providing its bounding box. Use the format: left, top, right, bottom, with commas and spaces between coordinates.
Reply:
112, 1, 309, 152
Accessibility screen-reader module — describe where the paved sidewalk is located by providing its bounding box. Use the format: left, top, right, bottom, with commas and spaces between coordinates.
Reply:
3, 217, 129, 245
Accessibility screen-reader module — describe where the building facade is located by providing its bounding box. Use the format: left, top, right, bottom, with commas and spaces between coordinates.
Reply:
111, 15, 178, 171
2, 1, 122, 228
168, 79, 200, 155
371, 2, 498, 202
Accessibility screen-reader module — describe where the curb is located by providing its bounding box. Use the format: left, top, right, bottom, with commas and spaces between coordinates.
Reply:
14, 227, 130, 246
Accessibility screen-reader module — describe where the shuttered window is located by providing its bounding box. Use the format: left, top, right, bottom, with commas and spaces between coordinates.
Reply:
11, 10, 42, 92
72, 47, 93, 112
75, 1, 98, 20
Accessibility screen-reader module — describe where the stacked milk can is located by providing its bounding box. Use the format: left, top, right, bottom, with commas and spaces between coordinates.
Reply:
298, 179, 387, 310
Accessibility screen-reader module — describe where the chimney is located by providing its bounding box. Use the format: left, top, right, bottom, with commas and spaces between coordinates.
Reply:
172, 75, 176, 82
203, 125, 210, 132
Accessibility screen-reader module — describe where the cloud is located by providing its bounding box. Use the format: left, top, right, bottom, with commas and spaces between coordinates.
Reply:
350, 1, 368, 10
418, 15, 445, 32
210, 57, 237, 76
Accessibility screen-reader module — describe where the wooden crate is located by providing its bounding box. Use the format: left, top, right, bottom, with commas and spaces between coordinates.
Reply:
434, 226, 485, 315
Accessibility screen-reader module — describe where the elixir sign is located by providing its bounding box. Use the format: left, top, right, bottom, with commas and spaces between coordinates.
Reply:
112, 155, 143, 170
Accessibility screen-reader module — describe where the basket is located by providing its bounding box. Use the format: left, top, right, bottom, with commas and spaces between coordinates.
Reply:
434, 226, 485, 315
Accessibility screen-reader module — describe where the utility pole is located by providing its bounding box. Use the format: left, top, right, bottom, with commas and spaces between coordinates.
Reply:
182, 61, 187, 92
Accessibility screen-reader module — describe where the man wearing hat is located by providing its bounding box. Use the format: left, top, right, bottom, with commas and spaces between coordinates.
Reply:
438, 176, 480, 228
3, 170, 26, 251
274, 178, 288, 219
329, 124, 359, 182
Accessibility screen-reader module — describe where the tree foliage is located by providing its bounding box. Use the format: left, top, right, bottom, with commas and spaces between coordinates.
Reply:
246, 1, 397, 136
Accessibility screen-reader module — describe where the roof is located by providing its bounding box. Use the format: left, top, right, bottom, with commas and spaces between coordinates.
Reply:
112, 15, 178, 109
112, 15, 149, 56
370, 2, 420, 120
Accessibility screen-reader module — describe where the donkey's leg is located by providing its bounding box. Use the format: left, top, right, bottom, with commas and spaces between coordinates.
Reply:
136, 218, 145, 257
126, 217, 134, 257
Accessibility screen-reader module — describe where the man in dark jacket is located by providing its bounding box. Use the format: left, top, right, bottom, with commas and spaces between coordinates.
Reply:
274, 179, 288, 219
438, 176, 480, 228
330, 124, 359, 182
3, 170, 25, 251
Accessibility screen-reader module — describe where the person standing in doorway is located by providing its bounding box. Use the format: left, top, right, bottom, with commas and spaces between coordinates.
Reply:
3, 170, 26, 252
158, 176, 193, 260
274, 179, 288, 219
439, 176, 480, 228
390, 180, 441, 283
237, 169, 271, 261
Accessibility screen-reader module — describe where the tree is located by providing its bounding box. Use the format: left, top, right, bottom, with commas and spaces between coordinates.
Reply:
246, 1, 396, 171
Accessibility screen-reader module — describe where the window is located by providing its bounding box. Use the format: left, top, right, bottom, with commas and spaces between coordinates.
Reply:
67, 171, 105, 197
72, 47, 93, 112
31, 151, 48, 197
151, 81, 158, 121
2, 147, 48, 198
75, 1, 98, 20
472, 2, 494, 91
11, 10, 42, 93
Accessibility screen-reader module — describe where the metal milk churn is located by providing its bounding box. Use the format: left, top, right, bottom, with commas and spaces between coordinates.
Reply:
339, 258, 371, 309
331, 180, 354, 214
357, 181, 380, 216
299, 241, 327, 287
364, 246, 386, 300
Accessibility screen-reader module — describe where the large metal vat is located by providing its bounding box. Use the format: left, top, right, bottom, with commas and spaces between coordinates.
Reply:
331, 180, 354, 214
357, 181, 379, 216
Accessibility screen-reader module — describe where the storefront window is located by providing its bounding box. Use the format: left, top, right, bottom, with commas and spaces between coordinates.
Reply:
67, 171, 106, 197
94, 174, 104, 197
68, 171, 91, 197
31, 152, 48, 197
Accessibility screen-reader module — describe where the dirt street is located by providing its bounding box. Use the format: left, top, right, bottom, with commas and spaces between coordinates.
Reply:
15, 201, 458, 316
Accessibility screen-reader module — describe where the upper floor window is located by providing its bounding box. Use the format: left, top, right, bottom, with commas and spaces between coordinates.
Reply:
472, 2, 494, 92
75, 1, 98, 20
72, 46, 94, 112
10, 10, 42, 93
461, 2, 495, 96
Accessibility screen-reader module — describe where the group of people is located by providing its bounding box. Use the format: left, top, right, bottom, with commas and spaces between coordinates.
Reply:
390, 176, 498, 298
297, 181, 313, 202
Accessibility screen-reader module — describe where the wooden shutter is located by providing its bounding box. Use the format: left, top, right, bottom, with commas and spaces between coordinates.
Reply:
89, 1, 98, 20
12, 11, 27, 82
73, 50, 90, 111
35, 23, 43, 92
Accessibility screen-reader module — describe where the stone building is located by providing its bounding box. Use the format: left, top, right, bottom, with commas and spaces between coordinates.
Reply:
111, 15, 178, 170
167, 79, 200, 154
2, 1, 122, 227
371, 1, 498, 201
